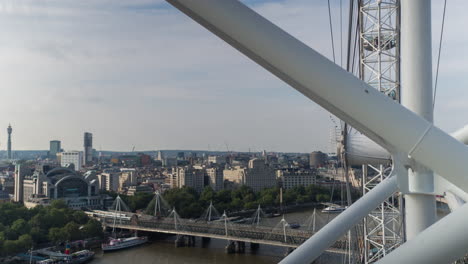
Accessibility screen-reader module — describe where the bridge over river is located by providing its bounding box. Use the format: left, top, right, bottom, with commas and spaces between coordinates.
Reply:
91, 211, 347, 252
90, 195, 348, 253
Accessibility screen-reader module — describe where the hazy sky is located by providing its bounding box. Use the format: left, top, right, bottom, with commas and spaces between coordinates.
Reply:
0, 0, 465, 153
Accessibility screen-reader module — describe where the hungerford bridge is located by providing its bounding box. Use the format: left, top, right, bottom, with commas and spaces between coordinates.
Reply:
89, 197, 348, 253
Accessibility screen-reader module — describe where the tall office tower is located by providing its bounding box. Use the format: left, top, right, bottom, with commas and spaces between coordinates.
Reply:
83, 132, 93, 165
7, 124, 12, 159
49, 140, 61, 157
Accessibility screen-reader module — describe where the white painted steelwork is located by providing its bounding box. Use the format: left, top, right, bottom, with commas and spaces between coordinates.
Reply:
401, 0, 436, 240
362, 165, 403, 263
358, 2, 403, 260
451, 125, 468, 145
359, 0, 400, 101
347, 125, 468, 168
377, 202, 468, 264
166, 0, 468, 262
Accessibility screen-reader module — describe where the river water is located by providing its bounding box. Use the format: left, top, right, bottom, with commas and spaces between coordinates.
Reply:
90, 208, 333, 264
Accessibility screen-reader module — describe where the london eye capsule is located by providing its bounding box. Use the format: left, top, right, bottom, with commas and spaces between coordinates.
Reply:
363, 35, 396, 51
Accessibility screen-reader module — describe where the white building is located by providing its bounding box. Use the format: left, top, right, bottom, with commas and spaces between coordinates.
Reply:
175, 167, 205, 192
98, 172, 120, 192
223, 158, 276, 191
277, 169, 317, 189
61, 151, 83, 171
206, 167, 224, 191
14, 164, 29, 202
119, 168, 137, 191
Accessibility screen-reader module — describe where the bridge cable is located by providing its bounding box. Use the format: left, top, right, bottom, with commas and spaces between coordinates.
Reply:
328, 0, 336, 63
433, 0, 447, 110
340, 0, 343, 67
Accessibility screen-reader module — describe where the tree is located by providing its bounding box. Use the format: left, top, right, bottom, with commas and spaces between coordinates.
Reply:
46, 208, 68, 228
180, 202, 203, 218
30, 227, 47, 244
16, 234, 33, 252
258, 187, 279, 206
2, 227, 17, 240
10, 219, 30, 237
258, 193, 275, 206
214, 189, 232, 204
296, 194, 310, 204
2, 240, 18, 255
82, 219, 103, 238
200, 186, 215, 205
230, 197, 243, 210
0, 235, 4, 253
63, 222, 82, 241
29, 213, 47, 230
316, 193, 330, 202
0, 203, 29, 226
244, 201, 258, 210
283, 189, 298, 204
242, 193, 256, 205
48, 227, 68, 244
163, 187, 201, 218
72, 211, 89, 225
50, 199, 67, 209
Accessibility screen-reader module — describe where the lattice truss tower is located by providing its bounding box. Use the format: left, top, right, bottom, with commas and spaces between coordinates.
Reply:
358, 1, 403, 263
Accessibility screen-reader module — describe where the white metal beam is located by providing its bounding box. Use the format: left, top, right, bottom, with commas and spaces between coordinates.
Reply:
452, 125, 468, 145
377, 201, 468, 264
166, 0, 468, 195
401, 0, 436, 240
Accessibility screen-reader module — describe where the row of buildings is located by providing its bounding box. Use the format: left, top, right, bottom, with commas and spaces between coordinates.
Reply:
6, 147, 327, 210
164, 158, 317, 193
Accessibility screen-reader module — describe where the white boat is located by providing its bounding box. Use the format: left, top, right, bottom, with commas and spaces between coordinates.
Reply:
101, 236, 148, 252
321, 206, 346, 213
102, 196, 148, 252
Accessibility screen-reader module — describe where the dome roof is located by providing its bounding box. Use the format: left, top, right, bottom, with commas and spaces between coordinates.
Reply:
46, 167, 79, 184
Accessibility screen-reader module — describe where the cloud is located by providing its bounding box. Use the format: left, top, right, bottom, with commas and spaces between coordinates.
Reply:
0, 0, 464, 153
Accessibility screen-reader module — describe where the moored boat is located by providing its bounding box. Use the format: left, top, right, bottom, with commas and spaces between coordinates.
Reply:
36, 249, 94, 264
321, 206, 346, 213
101, 236, 148, 252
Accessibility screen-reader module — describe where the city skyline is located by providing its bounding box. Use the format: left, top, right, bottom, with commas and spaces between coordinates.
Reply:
0, 0, 464, 152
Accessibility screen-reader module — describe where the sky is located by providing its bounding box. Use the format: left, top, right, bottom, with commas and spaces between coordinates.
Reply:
0, 0, 465, 153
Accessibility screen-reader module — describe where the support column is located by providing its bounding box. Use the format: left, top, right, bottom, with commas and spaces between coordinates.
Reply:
250, 242, 259, 251
201, 237, 211, 246
235, 241, 245, 253
175, 236, 185, 247
225, 241, 235, 254
401, 0, 436, 240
